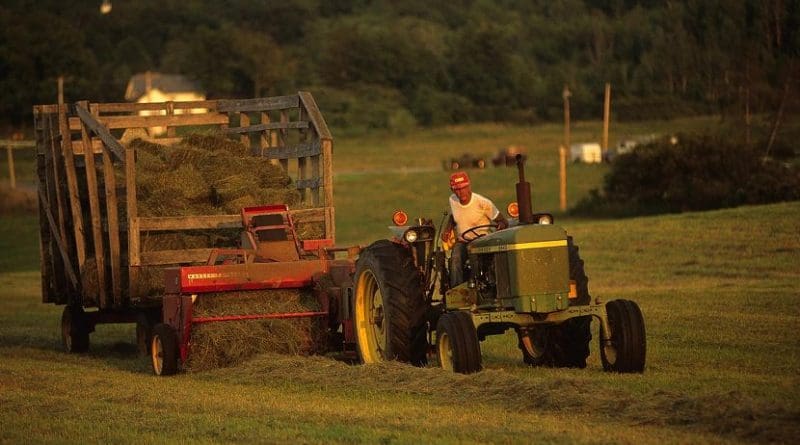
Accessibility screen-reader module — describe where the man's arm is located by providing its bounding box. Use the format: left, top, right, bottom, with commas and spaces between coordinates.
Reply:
441, 214, 456, 241
493, 212, 509, 230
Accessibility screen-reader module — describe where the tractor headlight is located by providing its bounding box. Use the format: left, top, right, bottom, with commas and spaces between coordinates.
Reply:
404, 230, 418, 243
538, 214, 553, 225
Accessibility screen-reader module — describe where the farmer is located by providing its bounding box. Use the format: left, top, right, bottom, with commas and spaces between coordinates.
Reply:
441, 171, 508, 287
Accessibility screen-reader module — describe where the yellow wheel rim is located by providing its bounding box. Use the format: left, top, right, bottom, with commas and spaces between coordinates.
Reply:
438, 331, 453, 371
355, 269, 386, 363
151, 335, 164, 375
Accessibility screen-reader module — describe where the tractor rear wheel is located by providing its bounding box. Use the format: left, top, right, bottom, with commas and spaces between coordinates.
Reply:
354, 240, 428, 366
436, 311, 481, 374
61, 306, 89, 353
600, 299, 646, 373
151, 323, 179, 376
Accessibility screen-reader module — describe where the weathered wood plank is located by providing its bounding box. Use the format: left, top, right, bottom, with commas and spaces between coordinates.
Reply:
58, 104, 86, 274
95, 112, 229, 130
37, 186, 79, 288
75, 103, 126, 163
140, 248, 214, 266
295, 178, 321, 189
322, 139, 334, 208
139, 215, 242, 231
225, 121, 308, 134
126, 145, 140, 272
79, 103, 108, 308
95, 100, 217, 113
298, 91, 332, 140
239, 112, 251, 148
216, 95, 299, 113
102, 146, 122, 305
261, 141, 321, 160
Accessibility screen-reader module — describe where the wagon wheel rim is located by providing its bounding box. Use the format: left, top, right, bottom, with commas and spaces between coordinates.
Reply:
151, 335, 164, 375
355, 269, 387, 363
438, 332, 454, 371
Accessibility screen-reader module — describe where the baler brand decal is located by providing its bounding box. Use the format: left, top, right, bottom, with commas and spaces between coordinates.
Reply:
469, 240, 567, 254
186, 272, 247, 280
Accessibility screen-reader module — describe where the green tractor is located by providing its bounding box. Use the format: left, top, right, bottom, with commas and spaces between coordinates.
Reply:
352, 156, 646, 373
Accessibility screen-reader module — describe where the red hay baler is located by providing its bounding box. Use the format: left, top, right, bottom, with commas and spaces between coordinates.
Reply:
151, 205, 360, 375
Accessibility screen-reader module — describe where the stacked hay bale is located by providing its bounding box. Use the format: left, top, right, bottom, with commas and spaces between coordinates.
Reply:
127, 133, 325, 369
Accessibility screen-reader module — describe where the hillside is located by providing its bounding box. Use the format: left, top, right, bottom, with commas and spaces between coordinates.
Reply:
1, 201, 798, 444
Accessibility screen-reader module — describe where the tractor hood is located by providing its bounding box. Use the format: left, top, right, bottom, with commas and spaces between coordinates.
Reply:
468, 224, 570, 313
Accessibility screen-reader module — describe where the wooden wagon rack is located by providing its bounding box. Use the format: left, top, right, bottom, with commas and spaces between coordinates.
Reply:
33, 92, 334, 312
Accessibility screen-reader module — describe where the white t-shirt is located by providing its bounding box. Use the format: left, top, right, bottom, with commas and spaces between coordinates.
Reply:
449, 192, 500, 241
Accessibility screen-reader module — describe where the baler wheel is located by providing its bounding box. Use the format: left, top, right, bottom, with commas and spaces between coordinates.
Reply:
151, 323, 179, 376
600, 299, 646, 373
436, 311, 481, 374
354, 240, 428, 366
61, 306, 89, 353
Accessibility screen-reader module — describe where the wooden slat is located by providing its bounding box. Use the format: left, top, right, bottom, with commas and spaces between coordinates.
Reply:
225, 121, 308, 134
322, 139, 334, 208
75, 103, 126, 163
217, 95, 299, 113
37, 187, 79, 288
261, 141, 321, 160
45, 114, 68, 251
79, 103, 108, 308
166, 102, 176, 138
58, 104, 86, 274
139, 215, 242, 231
95, 100, 217, 113
239, 112, 251, 148
295, 178, 321, 189
299, 91, 332, 140
102, 146, 122, 304
140, 248, 214, 266
94, 112, 229, 130
126, 146, 140, 270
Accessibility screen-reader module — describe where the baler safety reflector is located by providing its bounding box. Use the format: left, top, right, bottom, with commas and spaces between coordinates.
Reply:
568, 280, 577, 299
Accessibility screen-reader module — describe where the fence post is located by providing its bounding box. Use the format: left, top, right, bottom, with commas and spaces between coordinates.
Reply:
559, 145, 567, 212
5, 145, 14, 189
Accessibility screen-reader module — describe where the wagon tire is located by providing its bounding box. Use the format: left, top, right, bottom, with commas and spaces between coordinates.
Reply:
151, 323, 179, 376
61, 306, 90, 353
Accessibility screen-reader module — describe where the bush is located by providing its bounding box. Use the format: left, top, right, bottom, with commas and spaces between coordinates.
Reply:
572, 134, 800, 217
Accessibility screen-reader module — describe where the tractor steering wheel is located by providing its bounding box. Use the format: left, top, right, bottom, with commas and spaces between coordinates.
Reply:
460, 223, 499, 242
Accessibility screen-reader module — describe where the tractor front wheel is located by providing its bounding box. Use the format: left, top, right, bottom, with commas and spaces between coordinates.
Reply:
600, 299, 646, 373
353, 240, 428, 366
61, 306, 90, 353
436, 311, 481, 374
151, 323, 179, 376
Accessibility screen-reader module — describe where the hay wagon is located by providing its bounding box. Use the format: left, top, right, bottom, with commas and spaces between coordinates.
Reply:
33, 93, 360, 372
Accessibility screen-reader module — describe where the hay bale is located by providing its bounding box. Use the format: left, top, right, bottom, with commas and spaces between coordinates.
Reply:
185, 289, 327, 371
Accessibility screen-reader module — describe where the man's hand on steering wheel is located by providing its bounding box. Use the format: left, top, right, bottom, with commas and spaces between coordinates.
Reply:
460, 223, 499, 242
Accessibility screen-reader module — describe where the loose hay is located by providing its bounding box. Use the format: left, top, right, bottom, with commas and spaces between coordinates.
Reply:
122, 133, 327, 371
185, 289, 327, 371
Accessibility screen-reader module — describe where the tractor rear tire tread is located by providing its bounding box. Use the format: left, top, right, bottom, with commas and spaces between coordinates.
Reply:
356, 240, 428, 366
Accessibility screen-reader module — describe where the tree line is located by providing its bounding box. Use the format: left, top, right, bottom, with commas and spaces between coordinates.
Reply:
1, 0, 797, 133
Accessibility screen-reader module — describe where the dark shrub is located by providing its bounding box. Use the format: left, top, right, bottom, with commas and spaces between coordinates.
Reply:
572, 134, 800, 216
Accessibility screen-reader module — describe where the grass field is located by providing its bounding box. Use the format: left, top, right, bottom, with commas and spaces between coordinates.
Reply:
1, 119, 799, 444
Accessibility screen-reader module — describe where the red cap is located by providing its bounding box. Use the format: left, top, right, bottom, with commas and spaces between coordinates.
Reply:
449, 172, 470, 190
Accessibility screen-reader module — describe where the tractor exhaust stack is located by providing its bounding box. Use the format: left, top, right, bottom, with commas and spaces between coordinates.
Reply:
515, 154, 534, 224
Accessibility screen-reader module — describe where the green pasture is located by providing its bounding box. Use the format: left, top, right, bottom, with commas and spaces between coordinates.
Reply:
2, 119, 799, 444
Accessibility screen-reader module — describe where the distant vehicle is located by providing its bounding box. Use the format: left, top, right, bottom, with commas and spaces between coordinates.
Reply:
492, 145, 527, 167
570, 143, 603, 163
443, 153, 487, 170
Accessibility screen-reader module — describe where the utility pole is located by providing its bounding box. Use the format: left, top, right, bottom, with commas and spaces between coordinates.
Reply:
562, 85, 571, 150
602, 82, 611, 159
